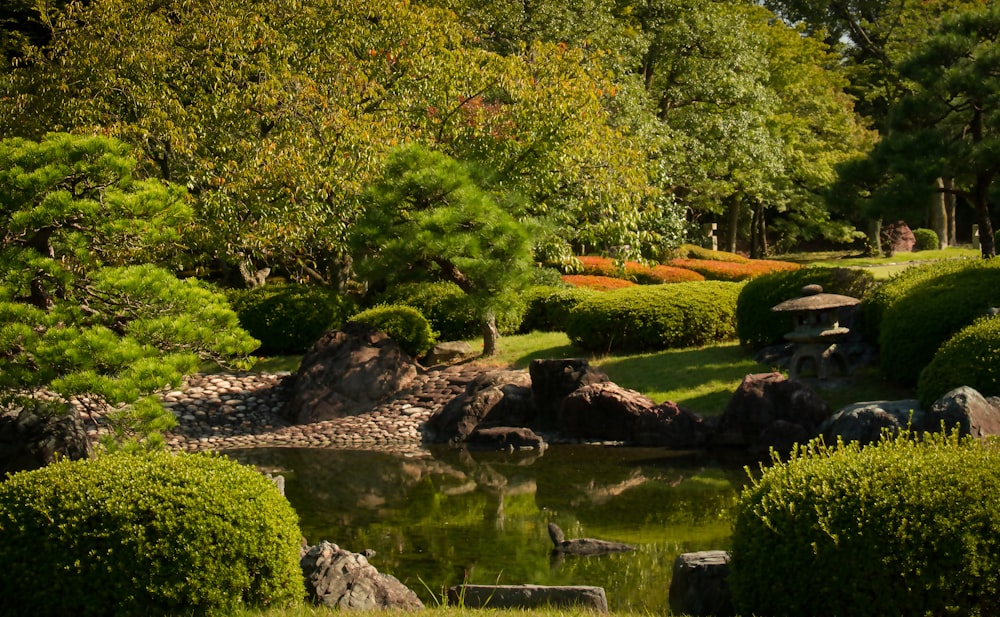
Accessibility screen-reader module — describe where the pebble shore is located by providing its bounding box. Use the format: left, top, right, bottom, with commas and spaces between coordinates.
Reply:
82, 365, 486, 453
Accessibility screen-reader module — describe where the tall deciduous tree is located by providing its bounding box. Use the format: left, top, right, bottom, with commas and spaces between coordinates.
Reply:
351, 144, 534, 356
871, 4, 1000, 257
0, 133, 259, 449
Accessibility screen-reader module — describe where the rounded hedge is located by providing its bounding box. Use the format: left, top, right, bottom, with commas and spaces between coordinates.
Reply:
918, 315, 1000, 406
229, 283, 356, 355
348, 304, 437, 358
731, 433, 1000, 617
0, 451, 304, 617
518, 284, 596, 333
879, 259, 1000, 384
735, 266, 877, 350
911, 228, 939, 251
861, 257, 976, 342
565, 281, 741, 353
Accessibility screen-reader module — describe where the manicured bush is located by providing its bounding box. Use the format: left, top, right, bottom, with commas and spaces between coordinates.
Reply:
348, 304, 437, 358
673, 244, 751, 263
918, 315, 1000, 406
518, 285, 596, 333
0, 451, 304, 617
565, 281, 741, 353
561, 274, 637, 291
911, 227, 939, 251
736, 267, 877, 351
731, 433, 1000, 617
667, 257, 800, 281
861, 257, 975, 341
879, 258, 1000, 384
228, 283, 355, 355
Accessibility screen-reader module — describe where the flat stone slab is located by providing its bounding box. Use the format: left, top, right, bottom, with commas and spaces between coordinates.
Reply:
448, 584, 608, 612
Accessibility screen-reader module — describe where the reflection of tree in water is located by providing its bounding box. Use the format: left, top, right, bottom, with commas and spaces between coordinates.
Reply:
228, 446, 741, 613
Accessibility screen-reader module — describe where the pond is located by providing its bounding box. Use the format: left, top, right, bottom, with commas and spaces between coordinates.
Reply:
229, 445, 754, 613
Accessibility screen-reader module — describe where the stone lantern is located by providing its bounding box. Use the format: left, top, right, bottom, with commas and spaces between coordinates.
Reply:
771, 284, 860, 379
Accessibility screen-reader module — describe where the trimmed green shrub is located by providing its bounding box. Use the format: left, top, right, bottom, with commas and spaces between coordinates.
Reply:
731, 433, 1000, 617
228, 283, 356, 355
518, 284, 596, 333
565, 281, 741, 353
911, 228, 939, 251
348, 304, 437, 358
373, 281, 478, 340
0, 451, 303, 617
879, 259, 1000, 384
861, 257, 976, 342
736, 267, 877, 351
918, 315, 1000, 406
373, 281, 523, 340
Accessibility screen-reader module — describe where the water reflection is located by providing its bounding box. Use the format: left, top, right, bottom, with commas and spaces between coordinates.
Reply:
228, 446, 751, 613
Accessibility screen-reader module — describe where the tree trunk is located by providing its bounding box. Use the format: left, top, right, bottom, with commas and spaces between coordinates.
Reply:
931, 178, 948, 249
975, 171, 995, 258
945, 178, 957, 246
481, 311, 500, 357
749, 201, 767, 259
725, 198, 739, 254
865, 218, 882, 256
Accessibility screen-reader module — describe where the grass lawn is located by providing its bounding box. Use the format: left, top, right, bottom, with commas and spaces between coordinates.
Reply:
781, 246, 980, 279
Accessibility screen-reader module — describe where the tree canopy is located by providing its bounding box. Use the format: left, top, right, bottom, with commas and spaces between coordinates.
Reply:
0, 133, 258, 448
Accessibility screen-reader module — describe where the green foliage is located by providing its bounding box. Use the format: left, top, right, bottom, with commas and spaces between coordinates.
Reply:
736, 266, 877, 350
518, 284, 597, 334
352, 144, 535, 355
918, 315, 1000, 406
374, 281, 480, 341
229, 284, 356, 355
0, 134, 258, 449
565, 281, 742, 353
731, 432, 1000, 617
911, 227, 939, 251
879, 258, 1000, 383
862, 257, 977, 341
348, 304, 437, 358
0, 451, 304, 616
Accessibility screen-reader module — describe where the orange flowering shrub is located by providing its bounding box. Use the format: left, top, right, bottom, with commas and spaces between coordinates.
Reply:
561, 274, 637, 291
668, 258, 800, 282
576, 255, 705, 284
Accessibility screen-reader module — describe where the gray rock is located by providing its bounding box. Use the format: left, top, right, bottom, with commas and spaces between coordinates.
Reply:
820, 399, 923, 445
559, 382, 709, 447
284, 323, 420, 424
301, 541, 424, 610
926, 386, 1000, 438
669, 551, 734, 617
449, 584, 608, 612
529, 358, 610, 426
0, 404, 92, 475
466, 426, 545, 450
426, 370, 534, 443
715, 372, 829, 453
424, 341, 475, 365
547, 522, 634, 555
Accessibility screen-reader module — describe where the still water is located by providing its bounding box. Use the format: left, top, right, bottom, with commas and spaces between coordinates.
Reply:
229, 445, 752, 613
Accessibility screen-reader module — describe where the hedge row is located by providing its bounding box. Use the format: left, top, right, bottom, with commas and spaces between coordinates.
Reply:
565, 281, 742, 353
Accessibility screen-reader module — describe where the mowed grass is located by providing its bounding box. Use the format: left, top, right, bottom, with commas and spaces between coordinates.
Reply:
473, 332, 773, 416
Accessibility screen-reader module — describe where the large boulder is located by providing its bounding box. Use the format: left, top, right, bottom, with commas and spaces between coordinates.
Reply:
668, 551, 734, 617
820, 399, 924, 446
0, 405, 92, 475
714, 373, 829, 452
558, 382, 710, 448
529, 359, 610, 426
466, 426, 546, 451
284, 323, 421, 424
426, 370, 534, 443
301, 541, 424, 610
925, 386, 1000, 438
